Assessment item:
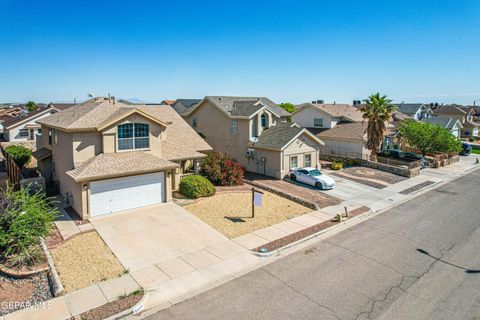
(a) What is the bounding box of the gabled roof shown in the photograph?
[463,120,480,128]
[66,152,179,182]
[293,103,364,122]
[171,99,202,115]
[392,103,427,115]
[250,122,324,150]
[37,97,212,162]
[185,96,290,118]
[433,105,468,116]
[2,104,74,129]
[421,117,463,130]
[316,122,368,142]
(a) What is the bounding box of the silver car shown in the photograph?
[289,167,336,190]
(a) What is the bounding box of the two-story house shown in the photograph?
[34,97,212,218]
[291,103,364,134]
[430,105,478,137]
[181,96,324,179]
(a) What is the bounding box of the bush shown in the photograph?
[0,187,59,268]
[202,152,244,186]
[5,145,32,168]
[179,175,216,199]
[469,137,475,142]
[331,161,343,170]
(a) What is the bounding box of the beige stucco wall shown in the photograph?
[319,138,370,159]
[291,107,334,128]
[282,135,321,177]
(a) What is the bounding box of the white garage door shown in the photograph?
[90,172,164,217]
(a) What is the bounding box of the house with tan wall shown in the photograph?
[181,96,324,179]
[34,97,212,219]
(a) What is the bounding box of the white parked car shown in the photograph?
[289,167,336,190]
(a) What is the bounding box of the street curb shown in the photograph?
[104,292,149,320]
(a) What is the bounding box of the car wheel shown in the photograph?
[315,182,323,190]
[290,174,296,182]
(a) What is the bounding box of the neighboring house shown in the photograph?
[171,99,202,116]
[393,103,433,120]
[181,96,324,179]
[431,105,479,137]
[34,97,212,219]
[291,103,364,133]
[160,100,176,106]
[421,117,463,138]
[1,104,73,143]
[316,122,371,159]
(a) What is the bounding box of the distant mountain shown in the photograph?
[121,97,150,104]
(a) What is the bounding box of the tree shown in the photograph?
[202,152,244,186]
[279,103,295,122]
[5,145,32,168]
[398,120,462,156]
[359,93,397,161]
[25,101,37,112]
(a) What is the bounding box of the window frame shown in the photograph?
[231,120,238,135]
[192,118,198,128]
[313,118,324,128]
[290,156,298,169]
[117,123,150,151]
[304,154,312,167]
[261,114,267,128]
[18,129,29,138]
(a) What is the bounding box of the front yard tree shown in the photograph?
[398,120,462,156]
[359,93,397,161]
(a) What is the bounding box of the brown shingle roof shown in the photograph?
[317,122,368,142]
[67,152,179,182]
[295,103,364,122]
[433,105,467,116]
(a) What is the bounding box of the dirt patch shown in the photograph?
[0,273,52,316]
[330,166,406,189]
[50,231,125,292]
[253,206,370,252]
[184,191,312,238]
[79,290,144,320]
[44,225,64,249]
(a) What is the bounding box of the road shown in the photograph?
[147,169,480,320]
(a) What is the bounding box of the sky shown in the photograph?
[0,0,479,105]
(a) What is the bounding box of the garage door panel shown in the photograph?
[90,172,164,217]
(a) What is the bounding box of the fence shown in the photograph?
[1,146,22,191]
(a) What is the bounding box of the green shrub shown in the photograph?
[0,187,59,268]
[5,145,32,168]
[179,175,216,199]
[202,152,244,186]
[469,137,475,142]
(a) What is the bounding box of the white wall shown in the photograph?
[4,110,57,142]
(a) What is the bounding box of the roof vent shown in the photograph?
[316,100,324,104]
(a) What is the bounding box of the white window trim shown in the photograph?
[313,118,324,128]
[116,123,151,152]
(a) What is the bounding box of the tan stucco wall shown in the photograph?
[319,138,370,159]
[292,107,334,129]
[73,132,102,163]
[282,135,321,177]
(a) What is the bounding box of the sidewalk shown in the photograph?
[4,155,479,320]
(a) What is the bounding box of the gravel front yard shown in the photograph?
[183,191,312,238]
[50,231,125,293]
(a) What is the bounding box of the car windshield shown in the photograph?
[309,169,322,176]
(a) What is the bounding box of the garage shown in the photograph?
[90,172,165,216]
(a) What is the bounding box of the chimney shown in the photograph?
[112,96,116,105]
[108,93,111,103]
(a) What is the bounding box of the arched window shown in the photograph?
[118,123,150,150]
[261,114,267,128]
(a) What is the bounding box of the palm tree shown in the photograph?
[359,93,397,161]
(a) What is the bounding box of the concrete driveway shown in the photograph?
[90,203,248,288]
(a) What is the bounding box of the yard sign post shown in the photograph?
[251,187,264,218]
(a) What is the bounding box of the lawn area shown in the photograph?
[183,191,312,238]
[471,149,480,154]
[50,231,125,292]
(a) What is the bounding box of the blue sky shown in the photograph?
[1,0,479,105]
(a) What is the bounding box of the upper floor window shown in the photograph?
[48,129,52,145]
[231,120,238,134]
[18,129,29,138]
[313,118,323,127]
[192,118,198,128]
[118,123,149,151]
[261,114,267,128]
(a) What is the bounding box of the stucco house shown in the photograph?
[421,117,463,138]
[316,122,370,159]
[291,103,364,134]
[181,96,324,179]
[171,99,202,116]
[394,103,433,120]
[431,105,479,137]
[2,104,73,143]
[34,97,212,218]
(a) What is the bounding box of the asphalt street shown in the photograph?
[147,169,480,320]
